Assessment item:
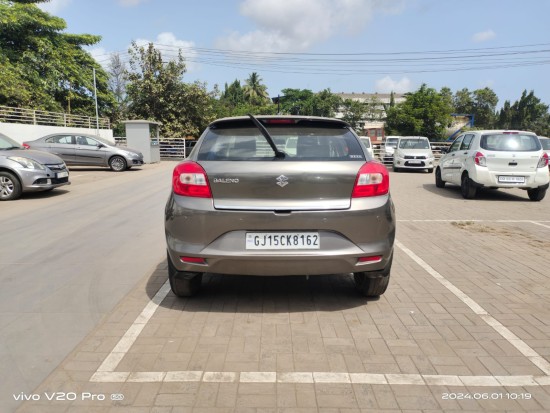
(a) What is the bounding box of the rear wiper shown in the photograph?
[247,114,285,159]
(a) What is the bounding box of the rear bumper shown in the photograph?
[469,165,550,188]
[165,194,396,276]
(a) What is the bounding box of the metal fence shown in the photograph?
[0,105,110,129]
[116,139,452,163]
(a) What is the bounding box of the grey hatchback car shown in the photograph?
[165,115,396,297]
[23,133,143,171]
[0,133,70,200]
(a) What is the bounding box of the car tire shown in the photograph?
[461,173,477,199]
[427,168,433,173]
[435,168,445,188]
[353,256,392,297]
[0,171,22,201]
[109,156,127,172]
[167,253,202,297]
[527,187,547,201]
[393,166,399,172]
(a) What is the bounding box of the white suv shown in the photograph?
[436,130,549,201]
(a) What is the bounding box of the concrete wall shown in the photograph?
[0,122,114,144]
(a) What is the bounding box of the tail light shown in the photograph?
[352,162,389,197]
[172,161,212,198]
[537,152,549,168]
[22,143,30,149]
[474,152,486,167]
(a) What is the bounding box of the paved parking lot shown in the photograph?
[12,166,550,412]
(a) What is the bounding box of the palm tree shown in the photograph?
[243,72,269,106]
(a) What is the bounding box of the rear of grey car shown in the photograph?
[165,116,396,297]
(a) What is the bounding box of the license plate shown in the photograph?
[57,171,69,178]
[408,161,422,165]
[498,175,524,183]
[246,232,320,250]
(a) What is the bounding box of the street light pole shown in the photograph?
[93,67,99,136]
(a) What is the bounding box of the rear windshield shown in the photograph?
[197,126,365,161]
[480,134,541,152]
[540,139,550,150]
[398,138,430,149]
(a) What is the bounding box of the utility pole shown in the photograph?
[93,67,99,136]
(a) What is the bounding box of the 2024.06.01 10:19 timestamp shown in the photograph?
[442,393,531,400]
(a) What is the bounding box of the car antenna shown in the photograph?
[247,114,285,159]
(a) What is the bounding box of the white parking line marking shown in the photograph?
[530,221,550,229]
[89,371,550,386]
[90,239,550,386]
[94,281,171,374]
[396,239,550,376]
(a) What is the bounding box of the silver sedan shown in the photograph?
[23,133,143,172]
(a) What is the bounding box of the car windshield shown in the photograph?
[197,124,365,161]
[385,138,398,148]
[480,134,541,152]
[399,138,430,149]
[540,139,550,150]
[0,134,22,150]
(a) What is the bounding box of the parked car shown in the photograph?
[539,136,550,169]
[0,133,70,200]
[23,133,144,171]
[360,136,374,158]
[436,130,549,201]
[382,136,400,164]
[165,115,396,297]
[393,136,435,173]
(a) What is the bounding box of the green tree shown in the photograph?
[279,88,315,115]
[278,88,341,117]
[385,84,452,140]
[125,42,214,138]
[341,99,366,130]
[472,87,498,128]
[243,72,269,106]
[453,88,473,115]
[311,89,342,117]
[0,0,113,115]
[108,53,129,136]
[498,90,550,136]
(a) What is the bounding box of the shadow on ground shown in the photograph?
[145,260,377,314]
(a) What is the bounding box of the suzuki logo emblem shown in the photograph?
[276,175,289,187]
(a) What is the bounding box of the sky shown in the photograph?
[39,0,550,109]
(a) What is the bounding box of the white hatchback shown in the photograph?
[436,130,549,201]
[393,136,435,173]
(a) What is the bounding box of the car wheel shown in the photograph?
[0,171,22,201]
[527,187,547,201]
[461,173,477,199]
[167,253,202,297]
[109,156,127,172]
[435,168,445,188]
[427,168,433,173]
[393,166,399,172]
[353,256,392,297]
